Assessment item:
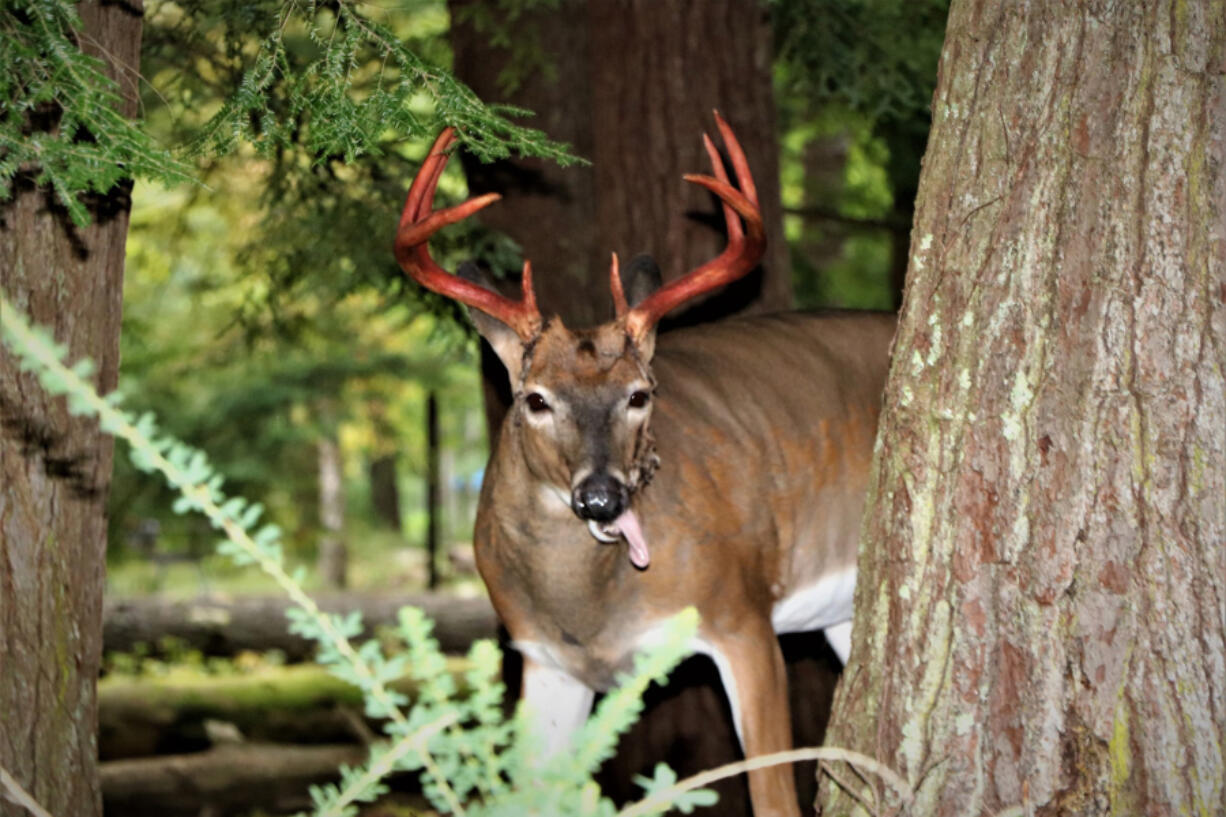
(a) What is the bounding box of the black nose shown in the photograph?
[572,474,627,522]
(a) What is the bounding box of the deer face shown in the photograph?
[459,257,663,534]
[517,319,657,523]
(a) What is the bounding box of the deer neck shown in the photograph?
[482,425,639,624]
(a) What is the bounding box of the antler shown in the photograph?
[394,128,542,340]
[619,111,765,341]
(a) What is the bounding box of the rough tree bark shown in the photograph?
[819,2,1225,816]
[0,4,142,817]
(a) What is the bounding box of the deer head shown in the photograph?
[394,114,764,568]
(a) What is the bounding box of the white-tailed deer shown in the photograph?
[394,115,894,817]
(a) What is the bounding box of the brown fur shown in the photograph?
[474,309,895,817]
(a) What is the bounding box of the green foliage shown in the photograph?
[1,289,718,816]
[0,0,193,225]
[778,109,896,310]
[74,0,566,570]
[110,156,497,560]
[1,0,582,230]
[103,7,532,558]
[771,0,949,128]
[159,0,579,167]
[770,0,948,310]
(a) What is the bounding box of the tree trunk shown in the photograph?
[368,453,403,531]
[0,4,142,816]
[426,391,440,589]
[450,0,791,431]
[450,0,789,324]
[316,434,347,588]
[818,2,1226,816]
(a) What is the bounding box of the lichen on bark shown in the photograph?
[817,2,1226,816]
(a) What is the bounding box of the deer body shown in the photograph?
[472,311,892,815]
[394,117,895,817]
[477,311,892,686]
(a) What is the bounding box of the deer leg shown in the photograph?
[699,626,801,817]
[824,620,852,664]
[521,656,595,761]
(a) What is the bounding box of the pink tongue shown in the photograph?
[615,509,650,569]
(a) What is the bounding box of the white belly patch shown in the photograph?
[770,567,857,635]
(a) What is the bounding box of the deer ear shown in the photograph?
[458,262,529,382]
[620,254,661,362]
[620,254,663,308]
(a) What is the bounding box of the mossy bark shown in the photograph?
[0,4,142,816]
[818,2,1226,816]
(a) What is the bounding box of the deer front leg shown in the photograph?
[698,624,801,817]
[520,655,596,761]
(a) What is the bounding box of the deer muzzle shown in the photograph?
[571,473,627,522]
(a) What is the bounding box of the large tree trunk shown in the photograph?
[450,0,789,325]
[0,4,142,817]
[819,2,1225,815]
[450,0,791,434]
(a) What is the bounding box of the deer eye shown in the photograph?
[628,390,650,409]
[525,392,551,413]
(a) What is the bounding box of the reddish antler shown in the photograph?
[394,128,542,340]
[620,112,765,340]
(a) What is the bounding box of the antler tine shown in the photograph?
[712,110,758,206]
[394,128,542,340]
[623,112,765,341]
[401,128,454,226]
[702,131,741,246]
[610,252,629,317]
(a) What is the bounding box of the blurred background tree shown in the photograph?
[772,0,949,308]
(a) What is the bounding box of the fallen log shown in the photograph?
[99,659,474,761]
[100,742,368,817]
[103,591,497,659]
